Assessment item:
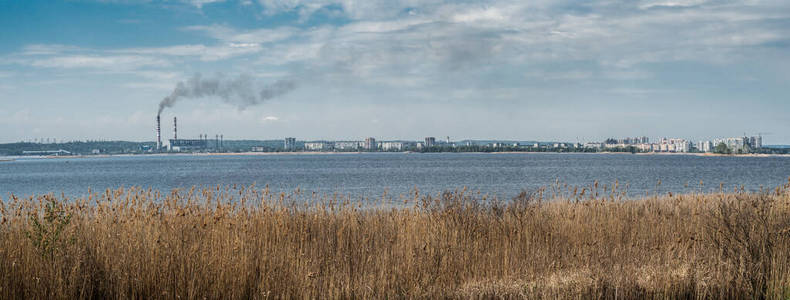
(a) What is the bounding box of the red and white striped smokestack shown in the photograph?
[173,116,177,140]
[156,115,161,150]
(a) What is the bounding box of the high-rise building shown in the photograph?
[749,136,762,149]
[284,137,296,150]
[365,137,377,150]
[713,137,747,152]
[696,141,713,153]
[425,137,436,148]
[656,138,691,152]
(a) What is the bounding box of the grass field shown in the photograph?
[2,181,790,299]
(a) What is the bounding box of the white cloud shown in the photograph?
[3,0,789,101]
[121,82,175,91]
[134,70,183,81]
[608,87,675,97]
[639,0,708,9]
[451,7,507,23]
[184,25,297,44]
[603,69,653,80]
[237,1,788,83]
[114,43,263,61]
[21,44,83,55]
[29,55,170,70]
[524,70,593,80]
[340,18,432,34]
[10,0,786,82]
[183,0,225,8]
[260,115,279,122]
[117,44,209,56]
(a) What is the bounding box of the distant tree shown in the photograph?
[604,138,618,145]
[714,142,731,154]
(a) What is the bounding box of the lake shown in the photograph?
[1,153,789,199]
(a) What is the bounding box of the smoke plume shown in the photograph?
[157,73,297,115]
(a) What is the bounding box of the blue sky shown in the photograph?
[1,0,789,143]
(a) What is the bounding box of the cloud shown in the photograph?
[28,55,170,70]
[115,43,263,61]
[21,44,83,55]
[183,25,297,44]
[186,0,225,8]
[451,7,507,23]
[639,0,708,9]
[260,115,279,122]
[608,87,675,97]
[13,0,790,79]
[134,70,183,81]
[3,0,790,97]
[121,82,176,91]
[219,0,785,86]
[524,70,593,80]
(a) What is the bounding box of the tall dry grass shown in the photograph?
[1,181,790,299]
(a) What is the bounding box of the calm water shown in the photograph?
[1,153,789,199]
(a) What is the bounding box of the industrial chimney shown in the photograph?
[173,116,177,140]
[156,115,161,150]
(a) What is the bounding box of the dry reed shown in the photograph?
[2,180,790,299]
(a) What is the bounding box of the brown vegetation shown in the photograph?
[2,181,790,299]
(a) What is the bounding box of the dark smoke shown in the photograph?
[157,73,297,115]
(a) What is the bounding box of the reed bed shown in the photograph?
[1,181,790,299]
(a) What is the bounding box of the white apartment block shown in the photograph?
[584,143,603,149]
[750,136,763,148]
[696,141,713,153]
[304,142,331,151]
[380,141,405,151]
[334,141,363,150]
[636,143,654,152]
[713,137,747,152]
[655,138,691,153]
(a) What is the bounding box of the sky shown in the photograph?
[0,0,789,144]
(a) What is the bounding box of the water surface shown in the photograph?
[1,153,789,199]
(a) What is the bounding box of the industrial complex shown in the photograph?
[0,116,780,156]
[156,115,223,152]
[149,115,773,154]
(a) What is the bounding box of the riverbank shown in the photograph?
[2,186,789,298]
[7,150,790,160]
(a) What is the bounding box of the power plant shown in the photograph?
[156,114,220,152]
[152,73,297,153]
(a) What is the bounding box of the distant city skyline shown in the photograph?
[1,0,789,143]
[9,133,781,146]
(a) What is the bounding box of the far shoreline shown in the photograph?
[4,150,790,160]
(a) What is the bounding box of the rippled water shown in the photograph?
[1,153,789,199]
